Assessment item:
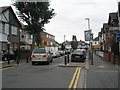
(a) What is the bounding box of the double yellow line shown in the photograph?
[68,67,81,89]
[0,66,15,70]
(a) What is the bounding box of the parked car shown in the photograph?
[2,50,16,61]
[58,50,64,56]
[71,49,86,62]
[31,48,53,65]
[50,51,60,58]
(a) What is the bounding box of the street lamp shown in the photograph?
[85,18,91,30]
[85,18,92,47]
[85,18,93,65]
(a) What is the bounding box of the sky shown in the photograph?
[0,0,119,43]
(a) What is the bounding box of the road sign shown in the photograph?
[84,30,91,41]
[116,31,120,42]
[90,33,93,40]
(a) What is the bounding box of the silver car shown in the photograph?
[31,48,53,65]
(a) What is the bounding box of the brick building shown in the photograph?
[99,12,119,64]
[40,32,55,47]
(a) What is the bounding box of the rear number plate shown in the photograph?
[75,56,80,58]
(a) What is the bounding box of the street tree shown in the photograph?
[13,2,55,50]
[71,35,78,50]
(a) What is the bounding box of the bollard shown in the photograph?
[89,50,93,65]
[8,59,10,64]
[17,59,19,65]
[26,58,28,63]
[16,56,19,65]
[64,55,67,65]
[67,54,69,63]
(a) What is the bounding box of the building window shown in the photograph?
[2,22,5,33]
[11,26,18,35]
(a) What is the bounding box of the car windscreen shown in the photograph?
[33,49,46,54]
[72,50,83,55]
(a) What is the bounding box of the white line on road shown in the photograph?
[84,69,87,88]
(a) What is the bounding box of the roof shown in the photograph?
[103,23,111,28]
[0,6,21,27]
[109,12,118,19]
[0,6,10,13]
[108,12,118,25]
[93,37,99,41]
[40,31,55,37]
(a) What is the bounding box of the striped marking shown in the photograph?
[68,67,82,89]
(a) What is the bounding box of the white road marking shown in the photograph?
[84,70,87,88]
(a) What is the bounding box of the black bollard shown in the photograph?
[8,59,10,64]
[26,57,28,63]
[17,59,19,65]
[89,50,93,65]
[64,55,67,65]
[67,54,69,63]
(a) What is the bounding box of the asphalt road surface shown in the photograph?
[2,56,77,88]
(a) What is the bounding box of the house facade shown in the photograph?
[40,32,55,47]
[92,37,100,50]
[0,6,21,51]
[20,24,32,50]
[99,12,119,64]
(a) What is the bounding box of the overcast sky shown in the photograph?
[0,0,119,43]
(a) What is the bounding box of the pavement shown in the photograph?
[0,58,31,69]
[58,54,89,69]
[78,53,119,89]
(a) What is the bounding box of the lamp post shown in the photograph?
[85,18,93,65]
[85,18,91,30]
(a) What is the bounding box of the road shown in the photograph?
[1,53,119,89]
[2,56,77,88]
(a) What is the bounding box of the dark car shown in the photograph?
[71,49,86,62]
[2,50,16,61]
